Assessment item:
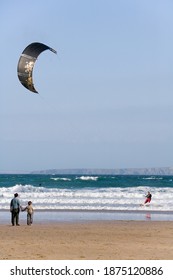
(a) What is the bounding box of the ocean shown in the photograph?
[1,173,173,212]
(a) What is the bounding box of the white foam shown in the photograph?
[76,176,98,181]
[51,177,71,181]
[1,184,173,211]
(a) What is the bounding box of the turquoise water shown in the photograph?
[1,174,173,211]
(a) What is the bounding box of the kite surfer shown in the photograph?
[144,191,152,204]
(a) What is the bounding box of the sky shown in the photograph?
[1,0,173,172]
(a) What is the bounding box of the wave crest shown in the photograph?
[76,176,98,181]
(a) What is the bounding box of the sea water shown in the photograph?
[0,174,173,212]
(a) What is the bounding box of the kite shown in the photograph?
[17,42,57,93]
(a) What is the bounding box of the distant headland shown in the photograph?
[1,167,173,175]
[30,167,173,176]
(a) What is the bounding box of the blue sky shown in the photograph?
[1,0,173,172]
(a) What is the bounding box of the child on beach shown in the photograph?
[22,201,34,225]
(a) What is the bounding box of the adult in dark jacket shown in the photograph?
[10,193,21,226]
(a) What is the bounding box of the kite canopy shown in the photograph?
[17,42,57,93]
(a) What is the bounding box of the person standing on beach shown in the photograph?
[10,193,21,226]
[22,201,34,225]
[144,191,152,204]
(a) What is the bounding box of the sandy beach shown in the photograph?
[0,220,173,260]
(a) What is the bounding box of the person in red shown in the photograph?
[144,191,152,204]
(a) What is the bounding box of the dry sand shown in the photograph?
[0,221,173,260]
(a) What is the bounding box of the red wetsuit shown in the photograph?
[144,193,152,204]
